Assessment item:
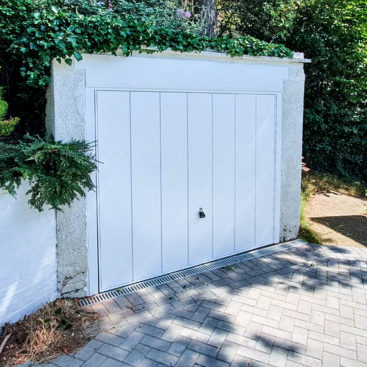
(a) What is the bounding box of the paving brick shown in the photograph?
[323,343,357,360]
[231,354,269,367]
[322,351,340,367]
[195,354,230,367]
[103,300,122,314]
[291,326,308,344]
[140,335,171,351]
[119,331,144,351]
[175,349,199,367]
[262,325,291,340]
[357,343,367,363]
[236,345,269,364]
[73,340,103,361]
[340,331,356,351]
[167,341,188,357]
[81,353,107,367]
[287,351,321,367]
[191,306,211,323]
[53,355,83,367]
[340,357,367,367]
[216,340,238,363]
[305,338,322,359]
[99,357,128,367]
[188,339,218,357]
[180,327,210,343]
[200,316,219,333]
[123,349,147,365]
[96,333,125,347]
[98,344,129,361]
[207,328,227,347]
[146,348,178,366]
[269,346,288,367]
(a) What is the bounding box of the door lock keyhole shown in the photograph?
[199,208,206,219]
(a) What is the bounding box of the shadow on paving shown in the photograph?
[62,242,366,367]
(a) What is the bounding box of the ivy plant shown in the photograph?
[0,0,293,211]
[1,0,293,88]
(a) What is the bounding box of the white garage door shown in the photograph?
[95,90,279,292]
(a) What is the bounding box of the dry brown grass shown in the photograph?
[0,298,99,367]
[302,172,367,199]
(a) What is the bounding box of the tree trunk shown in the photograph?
[195,0,217,37]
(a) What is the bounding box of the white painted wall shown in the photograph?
[0,184,57,326]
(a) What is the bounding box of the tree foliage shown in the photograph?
[1,0,292,88]
[0,87,19,136]
[218,0,367,179]
[0,0,292,138]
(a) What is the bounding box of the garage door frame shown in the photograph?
[85,87,283,295]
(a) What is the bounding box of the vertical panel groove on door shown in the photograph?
[97,91,132,291]
[233,95,237,254]
[159,92,163,274]
[186,93,190,266]
[161,93,188,273]
[128,92,134,283]
[255,94,276,247]
[131,92,161,281]
[188,93,213,265]
[213,94,236,258]
[211,94,214,260]
[235,94,256,252]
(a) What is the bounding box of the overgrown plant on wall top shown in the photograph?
[1,0,293,88]
[0,0,293,211]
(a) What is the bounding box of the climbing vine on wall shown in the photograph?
[0,0,292,211]
[1,0,293,89]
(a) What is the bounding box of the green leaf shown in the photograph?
[73,52,82,61]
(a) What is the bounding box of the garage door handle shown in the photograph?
[199,208,206,219]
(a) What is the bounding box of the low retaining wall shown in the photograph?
[0,184,58,326]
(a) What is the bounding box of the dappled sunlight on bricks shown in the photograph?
[33,242,367,367]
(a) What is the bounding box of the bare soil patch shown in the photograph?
[0,299,99,367]
[306,191,367,247]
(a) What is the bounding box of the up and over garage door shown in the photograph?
[83,53,282,293]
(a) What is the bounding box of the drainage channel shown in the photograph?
[79,239,305,307]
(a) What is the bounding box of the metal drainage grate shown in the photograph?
[79,239,306,307]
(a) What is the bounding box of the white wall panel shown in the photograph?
[161,93,188,273]
[0,184,57,326]
[131,92,162,281]
[213,94,235,258]
[255,95,275,247]
[78,54,289,93]
[235,94,256,251]
[188,93,213,264]
[97,91,132,291]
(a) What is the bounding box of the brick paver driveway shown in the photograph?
[46,241,367,367]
